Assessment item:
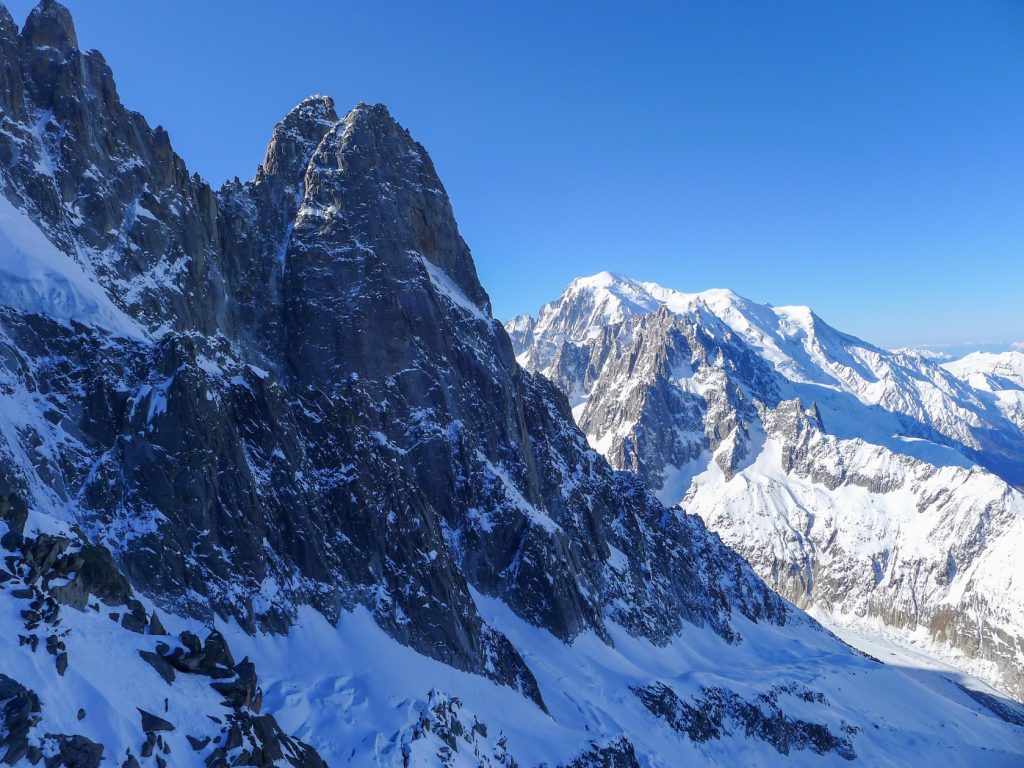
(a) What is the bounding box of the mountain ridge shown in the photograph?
[1,3,1023,765]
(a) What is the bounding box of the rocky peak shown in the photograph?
[505,313,535,353]
[256,94,339,187]
[0,0,234,336]
[0,8,25,121]
[286,99,492,338]
[19,0,77,55]
[0,5,16,43]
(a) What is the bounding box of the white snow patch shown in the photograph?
[419,253,489,323]
[0,192,145,338]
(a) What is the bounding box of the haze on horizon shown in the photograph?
[6,0,1022,349]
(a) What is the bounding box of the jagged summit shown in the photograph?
[295,92,336,112]
[516,273,910,393]
[255,97,428,192]
[20,0,78,53]
[256,94,339,182]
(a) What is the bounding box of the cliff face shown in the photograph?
[1,4,1024,766]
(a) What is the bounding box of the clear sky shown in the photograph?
[6,1,1023,348]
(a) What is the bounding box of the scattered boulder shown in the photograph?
[0,493,327,768]
[161,630,235,678]
[148,612,167,636]
[211,658,258,710]
[48,545,133,611]
[137,709,175,734]
[203,713,327,768]
[138,651,175,685]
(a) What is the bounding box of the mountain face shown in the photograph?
[1,3,1023,766]
[509,272,1024,704]
[943,351,1024,434]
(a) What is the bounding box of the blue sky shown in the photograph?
[7,1,1023,347]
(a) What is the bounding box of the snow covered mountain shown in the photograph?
[509,272,1024,703]
[1,3,1023,765]
[943,351,1024,433]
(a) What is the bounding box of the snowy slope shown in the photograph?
[944,351,1024,432]
[0,191,144,338]
[223,593,1024,767]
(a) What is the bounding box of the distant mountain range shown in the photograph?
[894,342,1024,361]
[510,271,1024,701]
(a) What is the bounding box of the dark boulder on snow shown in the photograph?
[137,709,174,734]
[39,733,103,768]
[210,658,258,710]
[138,651,176,685]
[0,674,41,765]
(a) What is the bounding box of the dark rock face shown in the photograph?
[0,1,227,335]
[218,94,338,361]
[281,100,492,386]
[563,737,641,768]
[0,674,41,765]
[633,682,858,760]
[0,0,791,712]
